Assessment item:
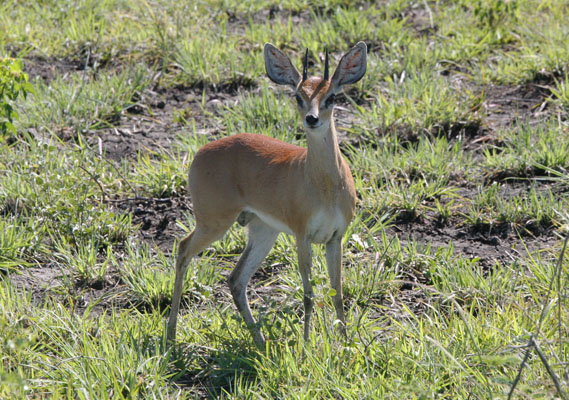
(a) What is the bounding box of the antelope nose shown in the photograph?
[305,114,319,126]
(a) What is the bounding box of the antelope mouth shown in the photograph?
[304,120,323,130]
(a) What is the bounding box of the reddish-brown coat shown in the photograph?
[188,132,355,239]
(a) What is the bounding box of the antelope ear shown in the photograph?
[264,43,301,88]
[330,41,367,89]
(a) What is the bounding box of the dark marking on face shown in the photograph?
[297,77,331,101]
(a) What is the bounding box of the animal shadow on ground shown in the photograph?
[167,339,263,398]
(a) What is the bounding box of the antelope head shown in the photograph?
[264,42,367,132]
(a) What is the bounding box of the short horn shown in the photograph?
[303,48,308,81]
[324,47,329,81]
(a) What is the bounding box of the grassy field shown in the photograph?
[1,0,569,398]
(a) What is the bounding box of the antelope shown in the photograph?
[167,42,367,348]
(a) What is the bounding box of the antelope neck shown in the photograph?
[304,118,343,187]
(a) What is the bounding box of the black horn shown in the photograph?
[324,47,329,80]
[303,48,308,81]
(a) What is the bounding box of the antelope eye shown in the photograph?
[295,93,304,107]
[324,93,335,108]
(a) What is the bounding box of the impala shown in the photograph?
[167,42,367,347]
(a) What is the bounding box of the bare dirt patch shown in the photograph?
[22,56,251,159]
[401,2,437,36]
[111,196,192,254]
[8,263,64,305]
[82,81,261,159]
[390,214,558,270]
[8,262,124,316]
[23,56,86,83]
[390,181,562,270]
[22,50,129,83]
[66,84,213,160]
[483,83,552,132]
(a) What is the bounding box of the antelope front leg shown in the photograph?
[325,233,346,336]
[297,239,314,342]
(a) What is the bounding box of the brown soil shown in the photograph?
[483,82,552,131]
[390,212,558,270]
[111,196,192,253]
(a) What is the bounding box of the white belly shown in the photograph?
[307,208,346,244]
[244,206,294,235]
[243,206,346,244]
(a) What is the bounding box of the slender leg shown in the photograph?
[229,216,279,348]
[297,238,313,342]
[167,222,233,343]
[325,233,346,336]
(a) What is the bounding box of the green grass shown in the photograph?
[484,120,569,178]
[219,83,302,140]
[350,69,483,143]
[0,137,134,266]
[466,183,565,232]
[346,136,469,223]
[1,0,569,398]
[19,65,152,134]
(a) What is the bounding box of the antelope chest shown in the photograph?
[307,207,346,244]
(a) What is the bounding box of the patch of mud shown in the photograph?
[87,117,186,161]
[401,2,437,36]
[365,80,555,150]
[483,83,551,132]
[389,212,559,270]
[8,263,64,305]
[8,263,124,316]
[254,7,308,22]
[23,56,85,83]
[23,52,125,84]
[110,196,192,254]
[85,81,260,159]
[23,56,257,159]
[80,85,223,160]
